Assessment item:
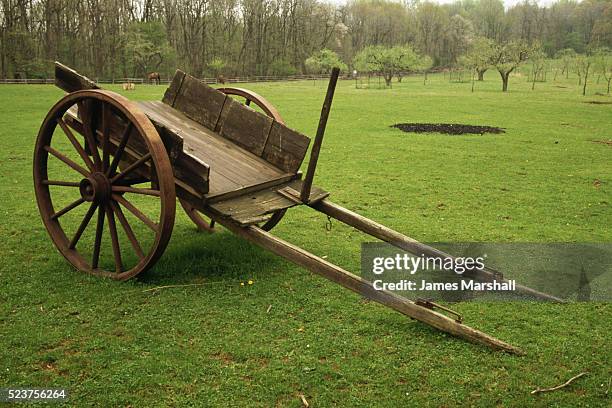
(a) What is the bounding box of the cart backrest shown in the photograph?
[162,70,310,173]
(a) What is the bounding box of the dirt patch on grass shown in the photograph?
[391,123,505,135]
[211,351,234,365]
[585,101,612,105]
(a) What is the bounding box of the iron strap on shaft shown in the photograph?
[301,67,341,203]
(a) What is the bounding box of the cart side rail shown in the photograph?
[55,62,99,92]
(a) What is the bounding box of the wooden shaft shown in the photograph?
[214,219,523,354]
[301,67,340,202]
[312,199,564,303]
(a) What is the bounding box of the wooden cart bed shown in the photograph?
[137,100,295,198]
[56,64,327,225]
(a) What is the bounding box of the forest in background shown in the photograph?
[1,0,611,79]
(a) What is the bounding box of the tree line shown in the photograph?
[1,0,611,80]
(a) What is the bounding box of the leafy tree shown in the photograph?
[125,21,171,78]
[269,59,297,76]
[460,36,495,83]
[305,49,347,74]
[353,49,377,76]
[446,14,475,64]
[352,45,418,86]
[208,58,226,77]
[472,0,506,41]
[491,41,530,92]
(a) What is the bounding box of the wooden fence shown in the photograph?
[0,73,337,85]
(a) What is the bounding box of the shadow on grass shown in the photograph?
[138,225,283,285]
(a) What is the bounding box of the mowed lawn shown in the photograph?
[0,71,610,406]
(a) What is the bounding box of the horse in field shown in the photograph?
[148,72,161,85]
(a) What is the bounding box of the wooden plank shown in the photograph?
[55,62,99,93]
[137,101,286,197]
[137,102,209,194]
[173,73,227,130]
[217,97,273,156]
[312,199,564,303]
[206,173,297,204]
[262,121,310,173]
[162,70,186,106]
[194,214,524,355]
[301,67,339,202]
[209,179,328,225]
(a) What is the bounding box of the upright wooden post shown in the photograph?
[301,67,340,202]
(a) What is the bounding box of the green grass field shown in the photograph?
[0,71,610,406]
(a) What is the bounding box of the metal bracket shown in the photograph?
[415,298,463,324]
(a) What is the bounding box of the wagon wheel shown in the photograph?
[34,89,176,280]
[179,87,287,232]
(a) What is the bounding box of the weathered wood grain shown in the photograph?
[172,73,227,130]
[55,62,99,93]
[206,173,297,204]
[262,121,310,173]
[137,100,285,197]
[217,97,273,156]
[209,179,328,225]
[65,107,210,197]
[162,70,186,107]
[302,67,339,202]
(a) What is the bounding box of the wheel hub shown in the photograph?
[79,172,111,203]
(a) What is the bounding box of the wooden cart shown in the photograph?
[34,63,558,354]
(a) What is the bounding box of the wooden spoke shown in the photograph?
[92,205,105,269]
[245,99,251,106]
[111,152,151,184]
[111,186,160,196]
[106,122,133,177]
[114,175,149,186]
[35,88,175,280]
[78,101,102,170]
[69,202,98,249]
[57,118,95,171]
[110,201,144,259]
[43,180,80,187]
[44,145,90,177]
[101,103,111,172]
[105,204,123,273]
[112,194,158,232]
[51,197,85,220]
